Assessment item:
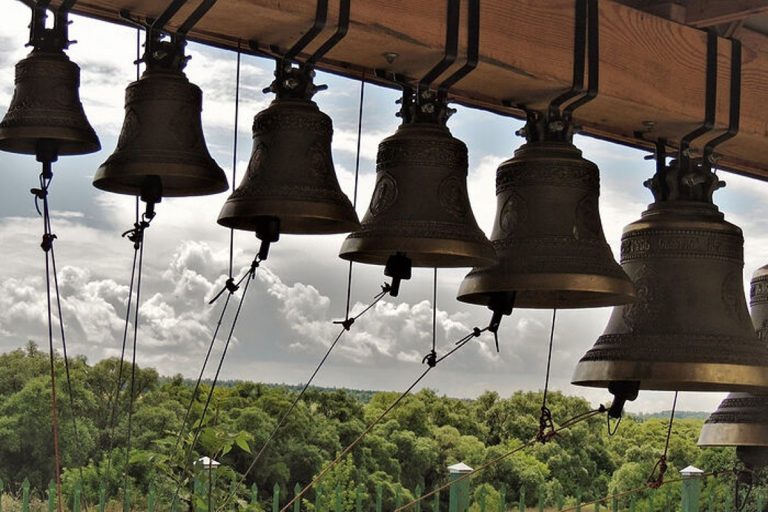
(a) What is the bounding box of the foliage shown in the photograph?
[0,345,757,510]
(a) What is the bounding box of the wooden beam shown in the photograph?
[686,0,768,27]
[44,0,768,180]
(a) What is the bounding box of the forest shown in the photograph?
[0,342,759,511]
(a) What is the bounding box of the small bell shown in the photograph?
[457,112,635,310]
[93,32,227,198]
[572,158,768,414]
[339,89,494,269]
[0,5,99,156]
[699,265,768,450]
[217,62,359,236]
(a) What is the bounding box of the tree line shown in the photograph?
[0,342,758,510]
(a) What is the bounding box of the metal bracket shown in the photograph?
[679,29,719,167]
[419,0,461,88]
[178,0,219,36]
[546,0,599,120]
[704,38,741,169]
[438,0,480,97]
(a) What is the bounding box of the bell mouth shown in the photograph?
[339,236,496,268]
[457,272,636,309]
[93,163,229,197]
[218,198,360,235]
[571,360,768,393]
[0,130,100,156]
[698,423,768,447]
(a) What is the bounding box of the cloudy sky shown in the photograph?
[3,0,768,414]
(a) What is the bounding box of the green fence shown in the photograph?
[0,476,762,512]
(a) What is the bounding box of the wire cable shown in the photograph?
[280,323,490,512]
[647,391,678,489]
[537,308,558,443]
[35,167,64,512]
[344,77,365,319]
[171,258,260,511]
[228,42,241,279]
[394,407,607,512]
[216,285,391,512]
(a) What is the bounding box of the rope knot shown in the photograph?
[380,282,392,294]
[472,327,482,337]
[647,455,668,489]
[422,349,437,368]
[536,406,558,444]
[40,233,57,252]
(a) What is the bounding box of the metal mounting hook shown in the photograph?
[419,0,461,89]
[704,38,741,170]
[438,0,480,98]
[548,0,599,120]
[679,29,719,167]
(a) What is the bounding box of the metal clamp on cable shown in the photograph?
[422,349,437,368]
[536,406,558,444]
[333,317,355,331]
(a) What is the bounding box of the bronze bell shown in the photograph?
[698,265,768,450]
[218,62,358,235]
[93,33,227,198]
[338,89,494,268]
[0,6,99,156]
[572,158,768,412]
[457,112,635,309]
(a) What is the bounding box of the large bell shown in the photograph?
[217,62,359,235]
[457,113,635,309]
[572,158,768,404]
[0,7,99,156]
[699,265,768,449]
[338,89,494,268]
[93,34,227,197]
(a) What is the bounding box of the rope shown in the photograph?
[559,470,725,512]
[344,77,365,319]
[122,209,150,512]
[228,42,241,279]
[537,308,557,444]
[280,324,490,512]
[394,408,607,512]
[170,257,260,511]
[647,391,678,489]
[34,167,64,512]
[105,198,139,478]
[215,285,390,512]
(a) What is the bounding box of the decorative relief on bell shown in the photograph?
[369,173,398,217]
[217,61,359,235]
[339,88,493,268]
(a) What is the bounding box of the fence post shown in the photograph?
[594,500,599,512]
[575,492,581,512]
[73,481,81,512]
[538,488,544,512]
[315,485,324,512]
[757,491,765,512]
[499,485,507,512]
[611,495,618,512]
[356,484,364,512]
[376,484,383,512]
[433,487,440,512]
[478,486,486,512]
[0,477,3,512]
[415,485,423,512]
[294,483,302,512]
[48,480,56,512]
[519,487,525,512]
[251,483,259,506]
[273,483,281,512]
[123,480,131,512]
[22,479,30,512]
[396,487,403,510]
[629,495,636,512]
[335,485,343,512]
[681,467,704,512]
[148,482,156,512]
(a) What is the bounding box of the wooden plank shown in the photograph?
[43,0,768,179]
[686,0,768,27]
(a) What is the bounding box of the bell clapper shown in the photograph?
[606,381,640,420]
[254,216,280,262]
[383,252,412,297]
[487,292,515,353]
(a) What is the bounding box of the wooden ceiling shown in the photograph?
[42,0,768,180]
